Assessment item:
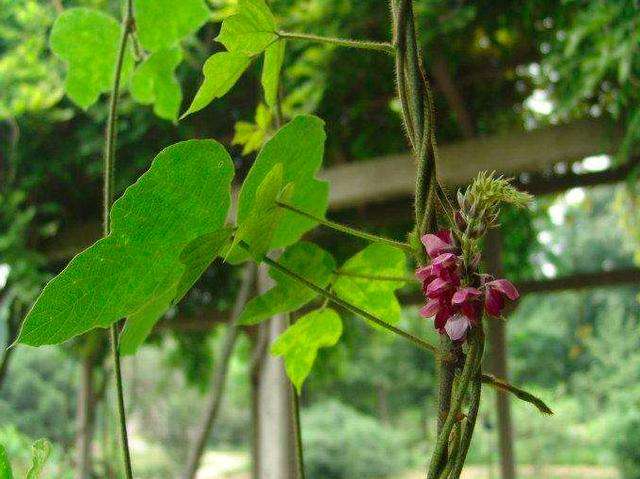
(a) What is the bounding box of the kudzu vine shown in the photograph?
[13,0,552,478]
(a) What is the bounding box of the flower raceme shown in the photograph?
[416,230,519,341]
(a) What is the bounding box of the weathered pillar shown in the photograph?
[253,263,296,479]
[485,228,516,479]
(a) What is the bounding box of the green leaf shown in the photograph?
[232,103,272,155]
[333,244,407,325]
[216,0,278,56]
[230,164,291,260]
[134,0,210,52]
[50,8,134,109]
[0,444,13,479]
[182,52,252,118]
[272,307,342,394]
[238,241,335,325]
[26,439,51,479]
[237,115,328,250]
[119,228,231,355]
[17,140,234,347]
[262,40,285,107]
[130,46,183,121]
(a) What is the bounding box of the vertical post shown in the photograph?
[76,354,96,479]
[254,263,296,479]
[485,228,516,479]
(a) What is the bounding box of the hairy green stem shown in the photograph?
[103,1,134,477]
[481,373,553,415]
[437,421,461,479]
[276,201,414,253]
[239,242,439,355]
[449,374,482,479]
[427,330,481,479]
[277,31,395,54]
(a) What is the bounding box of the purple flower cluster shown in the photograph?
[416,230,519,342]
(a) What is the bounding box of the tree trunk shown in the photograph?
[253,263,296,479]
[485,229,516,479]
[181,264,256,479]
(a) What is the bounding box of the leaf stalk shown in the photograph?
[276,201,414,253]
[276,31,395,54]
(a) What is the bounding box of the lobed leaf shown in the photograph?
[216,0,278,56]
[50,8,134,109]
[234,115,328,259]
[272,307,342,394]
[17,141,234,347]
[182,52,252,118]
[130,46,183,121]
[119,228,232,354]
[134,0,210,52]
[333,244,407,325]
[238,241,335,325]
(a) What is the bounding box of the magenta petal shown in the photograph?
[485,288,504,316]
[421,233,454,258]
[451,287,482,305]
[488,279,519,301]
[426,277,451,298]
[444,313,471,341]
[432,252,456,267]
[420,299,440,318]
[415,265,434,281]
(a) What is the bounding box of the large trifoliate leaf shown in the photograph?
[182,52,252,118]
[17,141,234,346]
[216,0,278,56]
[261,40,285,107]
[134,0,210,52]
[26,439,51,479]
[272,307,342,393]
[50,8,134,109]
[238,242,335,325]
[333,244,407,325]
[119,228,232,355]
[130,46,183,121]
[238,115,328,249]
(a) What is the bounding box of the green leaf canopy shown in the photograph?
[333,244,408,325]
[272,307,343,394]
[134,0,210,52]
[50,8,134,109]
[238,241,336,325]
[16,140,234,347]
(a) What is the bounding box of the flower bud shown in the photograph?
[454,210,467,231]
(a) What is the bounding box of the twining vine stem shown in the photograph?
[277,31,395,54]
[103,1,135,477]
